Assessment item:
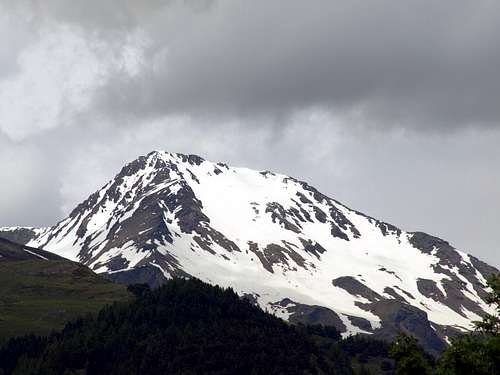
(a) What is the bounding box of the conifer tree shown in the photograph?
[389,333,432,375]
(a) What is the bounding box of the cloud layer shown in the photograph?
[3,0,500,137]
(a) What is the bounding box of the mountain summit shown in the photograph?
[4,151,497,353]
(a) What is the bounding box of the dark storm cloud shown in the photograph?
[85,0,500,130]
[3,0,500,130]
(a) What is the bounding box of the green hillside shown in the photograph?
[0,238,130,339]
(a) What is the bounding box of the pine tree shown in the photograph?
[389,333,432,375]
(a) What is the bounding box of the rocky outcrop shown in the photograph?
[271,298,347,333]
[333,276,383,302]
[105,265,169,289]
[363,299,447,356]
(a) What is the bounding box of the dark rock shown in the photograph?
[178,153,205,166]
[265,202,301,233]
[332,276,382,302]
[417,279,446,303]
[299,238,327,259]
[384,287,409,302]
[274,299,347,333]
[105,265,169,289]
[363,299,447,356]
[248,242,308,273]
[347,315,374,332]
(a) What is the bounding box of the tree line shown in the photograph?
[0,274,498,374]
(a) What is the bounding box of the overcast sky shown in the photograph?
[0,0,499,267]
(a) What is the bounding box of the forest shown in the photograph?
[0,275,498,375]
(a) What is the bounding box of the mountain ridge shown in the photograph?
[1,150,497,353]
[0,237,63,262]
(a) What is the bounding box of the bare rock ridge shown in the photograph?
[1,151,497,354]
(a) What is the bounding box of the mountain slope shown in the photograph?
[16,151,498,352]
[0,238,130,338]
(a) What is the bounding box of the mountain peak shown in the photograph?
[146,150,206,166]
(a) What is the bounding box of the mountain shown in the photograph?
[2,151,497,353]
[0,237,130,338]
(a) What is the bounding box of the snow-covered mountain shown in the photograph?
[2,151,497,353]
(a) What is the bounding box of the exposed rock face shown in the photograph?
[361,299,447,356]
[271,298,347,333]
[417,278,446,303]
[10,150,497,353]
[333,276,383,302]
[105,265,169,289]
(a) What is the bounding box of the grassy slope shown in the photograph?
[0,259,130,338]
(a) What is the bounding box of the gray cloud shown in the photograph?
[3,0,500,131]
[0,134,61,227]
[90,0,500,129]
